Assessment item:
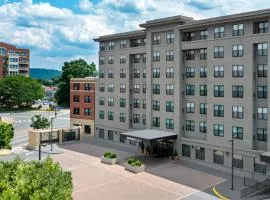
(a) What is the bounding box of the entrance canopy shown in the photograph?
[121,129,178,141]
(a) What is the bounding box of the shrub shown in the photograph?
[0,122,14,149]
[127,158,143,167]
[103,151,117,159]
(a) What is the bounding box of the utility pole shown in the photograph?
[50,117,54,151]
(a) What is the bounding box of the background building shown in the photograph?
[0,42,30,79]
[94,9,270,179]
[70,77,96,136]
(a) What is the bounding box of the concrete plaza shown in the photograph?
[52,142,224,200]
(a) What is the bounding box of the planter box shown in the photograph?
[101,156,119,165]
[124,162,145,173]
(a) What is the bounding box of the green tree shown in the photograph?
[0,122,14,149]
[0,157,73,200]
[55,59,97,106]
[30,115,50,129]
[0,76,44,109]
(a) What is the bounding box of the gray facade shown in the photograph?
[94,9,270,179]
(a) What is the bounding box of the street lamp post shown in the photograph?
[38,143,46,160]
[50,117,54,151]
[229,139,234,190]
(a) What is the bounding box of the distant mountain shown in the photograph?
[30,68,61,80]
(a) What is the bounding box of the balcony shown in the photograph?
[19,59,29,64]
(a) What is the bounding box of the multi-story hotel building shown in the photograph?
[94,9,270,179]
[70,77,96,136]
[0,42,30,79]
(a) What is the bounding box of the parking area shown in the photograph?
[52,143,224,200]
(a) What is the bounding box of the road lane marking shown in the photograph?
[212,187,230,200]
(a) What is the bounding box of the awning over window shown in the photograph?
[260,152,270,163]
[120,129,178,141]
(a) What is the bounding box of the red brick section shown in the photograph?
[70,78,96,120]
[0,42,30,79]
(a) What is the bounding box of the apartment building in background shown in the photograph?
[70,77,96,136]
[94,9,270,179]
[0,42,30,79]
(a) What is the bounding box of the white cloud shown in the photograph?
[78,0,93,12]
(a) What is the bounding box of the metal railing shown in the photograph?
[241,178,270,199]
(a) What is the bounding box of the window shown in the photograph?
[214,105,224,117]
[99,97,105,105]
[185,67,195,78]
[166,84,174,95]
[108,41,114,50]
[133,114,140,123]
[200,85,207,96]
[166,101,174,112]
[182,144,191,157]
[142,115,146,125]
[200,66,207,78]
[99,129,104,138]
[254,21,268,34]
[232,126,243,139]
[257,43,268,56]
[120,134,126,143]
[99,70,105,78]
[214,150,224,165]
[108,55,114,64]
[257,107,268,120]
[99,110,104,119]
[108,70,114,78]
[153,34,161,45]
[133,99,140,108]
[214,66,224,77]
[185,85,195,95]
[166,32,174,43]
[143,84,146,93]
[133,69,140,78]
[185,32,195,41]
[100,43,105,51]
[152,51,160,62]
[254,158,266,174]
[143,68,146,78]
[73,95,80,103]
[232,44,244,57]
[257,128,267,141]
[99,83,105,92]
[152,100,160,111]
[214,85,224,97]
[166,50,174,61]
[120,83,126,93]
[84,83,92,91]
[108,130,114,140]
[108,83,114,92]
[214,124,224,136]
[185,50,195,60]
[120,69,126,78]
[166,118,174,129]
[84,108,91,116]
[143,99,146,109]
[232,24,244,36]
[214,46,224,58]
[232,106,243,119]
[257,64,267,77]
[84,96,91,103]
[200,103,207,115]
[143,54,146,63]
[196,147,205,160]
[186,120,195,131]
[119,113,126,122]
[108,111,114,120]
[134,84,140,93]
[120,40,127,48]
[73,83,80,90]
[232,85,244,98]
[130,38,145,47]
[166,67,174,78]
[214,27,224,38]
[186,102,195,113]
[152,68,160,78]
[200,30,208,40]
[134,54,140,63]
[108,97,114,106]
[200,48,207,60]
[232,65,244,77]
[257,86,267,98]
[233,154,243,169]
[120,98,126,108]
[152,84,160,94]
[152,117,160,127]
[199,122,207,133]
[73,107,80,115]
[120,55,126,64]
[99,56,105,65]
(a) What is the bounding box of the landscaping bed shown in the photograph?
[101,152,119,165]
[124,158,145,173]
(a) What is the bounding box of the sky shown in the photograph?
[0,0,269,70]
